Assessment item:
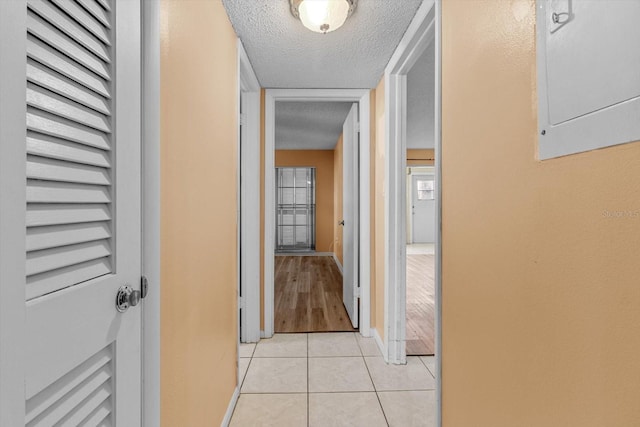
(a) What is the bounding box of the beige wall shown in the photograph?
[333,136,344,264]
[160,1,238,425]
[442,1,640,425]
[407,148,434,166]
[275,150,335,252]
[372,79,386,339]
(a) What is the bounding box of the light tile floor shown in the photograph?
[232,332,436,427]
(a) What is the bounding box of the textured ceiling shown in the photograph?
[222,0,424,88]
[407,41,435,149]
[276,102,354,150]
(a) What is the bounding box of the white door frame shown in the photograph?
[142,1,160,426]
[0,3,27,425]
[384,0,436,365]
[238,40,262,346]
[264,89,371,338]
[384,0,441,424]
[384,1,442,424]
[406,167,435,245]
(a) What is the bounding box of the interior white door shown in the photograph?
[2,1,143,425]
[411,174,436,243]
[342,104,359,328]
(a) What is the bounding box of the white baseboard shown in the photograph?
[220,386,240,427]
[314,252,334,256]
[372,328,385,359]
[332,253,343,275]
[275,251,334,257]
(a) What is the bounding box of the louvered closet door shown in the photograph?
[23,0,142,425]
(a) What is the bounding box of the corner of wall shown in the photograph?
[160,1,239,424]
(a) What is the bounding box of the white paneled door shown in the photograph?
[1,1,142,425]
[342,104,359,328]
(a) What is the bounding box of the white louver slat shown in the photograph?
[25,0,112,301]
[76,0,111,28]
[26,204,111,227]
[27,62,110,114]
[27,84,111,132]
[27,133,111,167]
[28,0,110,62]
[27,13,110,79]
[27,37,110,97]
[51,0,111,45]
[25,345,113,427]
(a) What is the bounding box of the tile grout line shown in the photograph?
[229,344,255,425]
[417,355,437,379]
[240,343,257,392]
[362,353,391,427]
[240,358,251,391]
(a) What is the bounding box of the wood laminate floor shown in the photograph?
[406,254,435,356]
[274,256,358,333]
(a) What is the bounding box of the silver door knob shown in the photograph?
[115,285,141,313]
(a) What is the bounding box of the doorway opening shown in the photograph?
[272,100,361,333]
[403,36,437,357]
[385,3,440,364]
[406,167,436,356]
[264,90,371,339]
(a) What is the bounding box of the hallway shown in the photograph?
[274,256,356,333]
[232,333,436,426]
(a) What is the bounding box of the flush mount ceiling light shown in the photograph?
[290,0,357,34]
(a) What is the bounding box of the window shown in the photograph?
[417,180,435,200]
[275,167,316,252]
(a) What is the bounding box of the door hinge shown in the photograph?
[141,276,149,299]
[355,286,361,298]
[355,121,360,133]
[239,113,246,126]
[239,296,245,310]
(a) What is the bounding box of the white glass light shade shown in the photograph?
[298,0,350,34]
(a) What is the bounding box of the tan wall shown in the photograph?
[333,136,344,264]
[407,148,434,166]
[372,78,386,339]
[275,150,335,252]
[442,1,640,425]
[160,1,238,425]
